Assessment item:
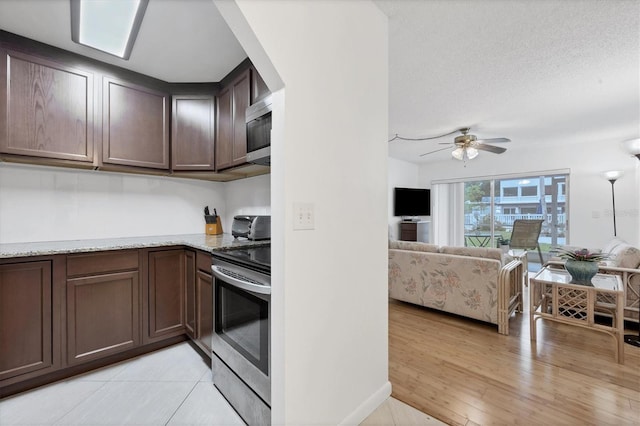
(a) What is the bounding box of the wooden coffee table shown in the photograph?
[529,266,624,363]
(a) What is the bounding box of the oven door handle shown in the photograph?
[211,265,271,295]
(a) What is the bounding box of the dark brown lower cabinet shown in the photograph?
[66,270,140,365]
[1,247,213,396]
[145,249,186,343]
[184,250,196,339]
[0,261,53,381]
[196,270,213,353]
[191,250,213,354]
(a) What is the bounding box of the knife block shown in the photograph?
[205,216,223,235]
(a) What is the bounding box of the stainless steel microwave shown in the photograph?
[245,95,272,166]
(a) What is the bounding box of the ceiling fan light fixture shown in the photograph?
[466,147,479,159]
[452,146,479,161]
[451,147,465,160]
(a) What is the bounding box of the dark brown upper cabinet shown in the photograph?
[216,68,250,170]
[0,49,95,163]
[102,76,170,170]
[171,95,215,171]
[250,66,270,104]
[0,32,268,181]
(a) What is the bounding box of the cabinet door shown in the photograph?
[147,250,185,341]
[171,95,215,171]
[196,270,213,354]
[184,250,196,339]
[215,87,233,170]
[0,261,53,381]
[231,69,250,166]
[251,66,270,104]
[102,76,169,169]
[67,271,140,365]
[0,49,94,162]
[215,68,250,171]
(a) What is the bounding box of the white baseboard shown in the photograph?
[338,380,392,425]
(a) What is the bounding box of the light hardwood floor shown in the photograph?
[388,293,640,426]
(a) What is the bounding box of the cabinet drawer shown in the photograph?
[67,250,139,277]
[196,251,212,272]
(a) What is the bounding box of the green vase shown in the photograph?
[565,260,598,285]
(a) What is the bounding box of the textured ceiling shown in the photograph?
[0,0,247,82]
[376,0,640,163]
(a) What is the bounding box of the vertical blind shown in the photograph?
[431,182,465,246]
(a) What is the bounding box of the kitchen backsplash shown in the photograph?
[223,173,271,232]
[0,163,270,244]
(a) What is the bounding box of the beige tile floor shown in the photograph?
[0,343,244,425]
[0,342,444,426]
[362,397,446,426]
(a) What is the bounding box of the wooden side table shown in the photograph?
[529,266,625,363]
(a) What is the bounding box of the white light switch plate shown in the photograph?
[293,203,315,230]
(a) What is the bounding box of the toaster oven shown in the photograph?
[231,215,271,240]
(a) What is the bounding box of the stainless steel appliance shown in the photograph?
[231,215,271,240]
[211,245,271,426]
[245,95,271,166]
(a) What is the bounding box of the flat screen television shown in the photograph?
[394,187,431,217]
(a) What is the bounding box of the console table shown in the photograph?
[399,220,430,243]
[529,266,624,363]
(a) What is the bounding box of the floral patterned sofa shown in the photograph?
[388,240,525,335]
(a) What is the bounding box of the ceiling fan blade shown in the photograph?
[476,144,507,154]
[476,137,511,144]
[438,142,454,145]
[419,146,453,157]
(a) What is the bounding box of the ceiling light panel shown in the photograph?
[71,0,148,59]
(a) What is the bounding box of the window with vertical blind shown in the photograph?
[431,170,569,265]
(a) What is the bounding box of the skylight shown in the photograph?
[70,0,148,59]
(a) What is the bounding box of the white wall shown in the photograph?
[0,162,270,244]
[416,139,640,248]
[388,157,421,240]
[223,173,271,231]
[216,1,390,424]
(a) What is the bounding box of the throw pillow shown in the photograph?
[609,244,640,269]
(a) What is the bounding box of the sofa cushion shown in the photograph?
[440,246,503,262]
[389,240,440,253]
[607,243,640,269]
[602,238,627,255]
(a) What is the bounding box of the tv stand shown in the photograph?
[399,220,430,242]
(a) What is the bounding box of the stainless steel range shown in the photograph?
[211,245,270,426]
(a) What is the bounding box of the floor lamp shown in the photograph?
[602,171,640,347]
[618,140,640,347]
[602,170,623,236]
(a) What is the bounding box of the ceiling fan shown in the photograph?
[390,127,511,161]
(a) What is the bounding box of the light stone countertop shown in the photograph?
[0,233,269,258]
